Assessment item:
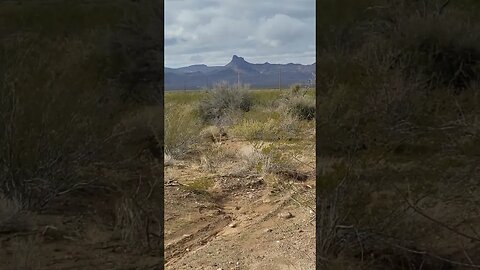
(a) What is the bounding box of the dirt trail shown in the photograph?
[165,140,316,269]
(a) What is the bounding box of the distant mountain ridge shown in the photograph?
[165,55,315,90]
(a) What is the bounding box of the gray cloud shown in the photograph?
[165,0,315,68]
[189,54,204,62]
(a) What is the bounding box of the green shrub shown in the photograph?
[198,82,253,124]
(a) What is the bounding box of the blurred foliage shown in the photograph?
[317,0,480,266]
[0,0,162,207]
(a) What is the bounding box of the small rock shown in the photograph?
[228,222,237,228]
[265,228,273,233]
[166,180,180,186]
[278,212,294,219]
[41,225,66,240]
[234,206,240,210]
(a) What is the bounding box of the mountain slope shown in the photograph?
[165,55,315,90]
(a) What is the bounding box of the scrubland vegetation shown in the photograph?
[164,84,316,268]
[164,83,316,189]
[0,1,163,268]
[165,83,315,161]
[317,0,480,269]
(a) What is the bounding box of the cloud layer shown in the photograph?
[165,0,315,68]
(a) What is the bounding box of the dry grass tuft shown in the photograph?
[164,103,201,158]
[114,196,146,246]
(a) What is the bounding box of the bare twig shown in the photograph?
[438,0,451,15]
[393,184,480,243]
[376,236,480,268]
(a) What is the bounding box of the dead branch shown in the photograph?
[393,184,480,243]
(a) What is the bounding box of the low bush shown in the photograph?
[198,82,253,124]
[0,32,122,209]
[114,106,163,160]
[281,84,316,121]
[287,96,316,121]
[316,1,480,267]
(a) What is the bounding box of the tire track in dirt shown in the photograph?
[165,139,316,269]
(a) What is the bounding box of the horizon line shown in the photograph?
[166,55,316,69]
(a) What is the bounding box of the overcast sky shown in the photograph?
[165,0,315,68]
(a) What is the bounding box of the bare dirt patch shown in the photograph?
[165,139,315,269]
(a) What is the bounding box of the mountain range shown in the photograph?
[165,55,315,90]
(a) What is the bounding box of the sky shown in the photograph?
[165,0,315,68]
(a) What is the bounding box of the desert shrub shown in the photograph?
[239,142,278,175]
[316,1,480,156]
[164,103,201,158]
[278,114,303,137]
[0,32,122,209]
[317,1,480,267]
[114,106,163,160]
[111,158,162,248]
[287,96,316,121]
[0,1,161,209]
[109,0,162,104]
[237,140,309,182]
[198,82,253,124]
[280,84,316,121]
[383,6,480,92]
[246,142,305,179]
